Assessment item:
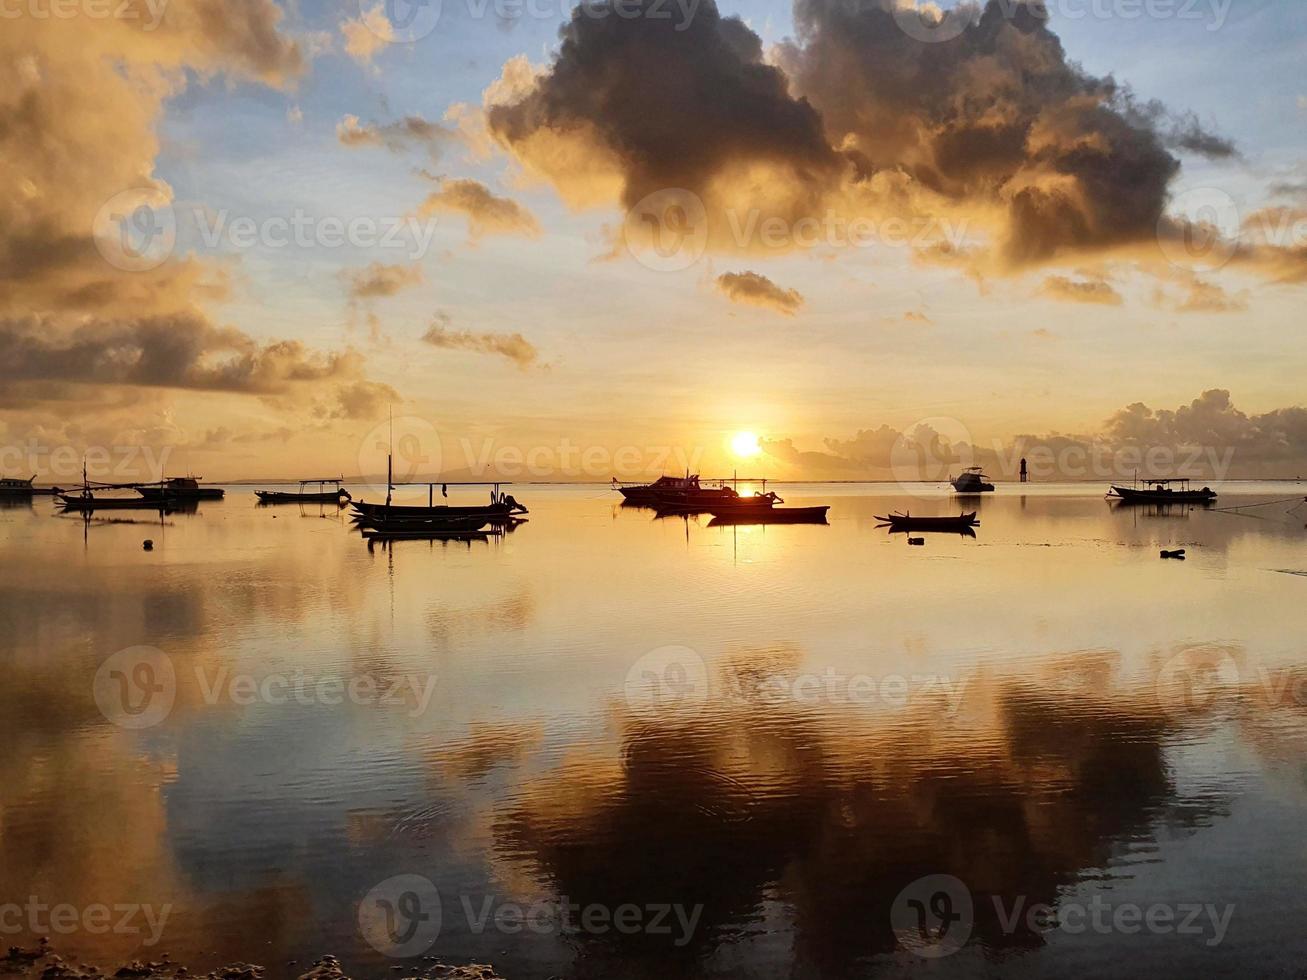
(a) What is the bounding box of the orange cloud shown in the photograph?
[715,271,804,316]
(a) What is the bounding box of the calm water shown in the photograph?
[2,483,1307,978]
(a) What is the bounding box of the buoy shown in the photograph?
[143,539,154,551]
[1160,548,1185,560]
[908,537,925,546]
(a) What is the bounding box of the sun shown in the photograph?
[730,431,762,459]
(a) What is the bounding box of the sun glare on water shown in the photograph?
[731,431,762,458]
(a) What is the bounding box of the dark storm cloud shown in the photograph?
[485,0,1274,274]
[486,0,842,228]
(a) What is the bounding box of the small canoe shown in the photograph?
[875,511,979,531]
[708,507,830,526]
[59,494,176,511]
[257,489,351,505]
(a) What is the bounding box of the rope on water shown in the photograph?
[1209,496,1307,526]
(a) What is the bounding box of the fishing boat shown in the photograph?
[351,496,526,522]
[0,475,36,495]
[58,492,180,511]
[256,479,352,505]
[1108,478,1216,504]
[136,477,225,501]
[708,507,829,526]
[951,467,995,493]
[875,510,980,531]
[700,490,830,521]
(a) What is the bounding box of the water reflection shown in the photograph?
[1,485,1305,977]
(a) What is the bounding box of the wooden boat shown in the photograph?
[951,467,995,493]
[256,479,351,505]
[59,493,179,511]
[136,477,225,501]
[875,511,979,531]
[708,507,829,526]
[0,475,35,495]
[1109,479,1216,504]
[360,514,492,536]
[351,494,526,521]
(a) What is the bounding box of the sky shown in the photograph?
[2,0,1306,482]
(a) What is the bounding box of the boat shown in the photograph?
[699,490,830,520]
[875,510,980,531]
[58,492,181,511]
[708,507,829,526]
[136,477,225,501]
[1109,478,1216,504]
[614,474,747,510]
[351,496,526,522]
[358,514,492,535]
[0,475,35,495]
[256,479,352,505]
[951,467,995,493]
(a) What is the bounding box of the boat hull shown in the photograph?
[351,500,525,521]
[136,487,225,501]
[256,490,350,504]
[59,494,179,511]
[707,506,829,525]
[876,511,979,531]
[359,515,491,535]
[1110,486,1216,503]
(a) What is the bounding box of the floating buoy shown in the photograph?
[1160,548,1185,560]
[143,539,154,551]
[908,537,925,546]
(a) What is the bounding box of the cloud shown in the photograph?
[0,314,361,395]
[761,390,1307,480]
[336,114,455,154]
[1041,275,1123,305]
[417,179,541,241]
[1176,277,1248,314]
[340,3,393,65]
[715,271,804,315]
[421,313,539,369]
[342,262,423,299]
[481,0,1303,282]
[323,379,400,420]
[486,0,840,228]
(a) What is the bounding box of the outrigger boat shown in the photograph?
[875,510,980,531]
[1108,478,1216,504]
[256,478,352,505]
[351,453,527,530]
[951,467,995,494]
[136,476,225,501]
